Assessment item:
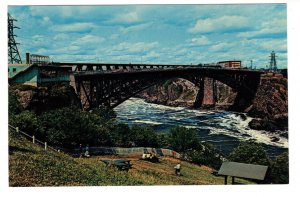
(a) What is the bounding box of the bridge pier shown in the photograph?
[194,78,204,108]
[194,77,216,108]
[202,78,216,107]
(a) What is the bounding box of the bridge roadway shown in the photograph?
[50,62,263,110]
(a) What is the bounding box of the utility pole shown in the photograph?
[8,13,22,64]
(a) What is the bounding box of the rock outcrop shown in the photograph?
[138,78,235,109]
[10,84,81,114]
[137,78,199,107]
[246,75,288,132]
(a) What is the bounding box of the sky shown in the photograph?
[8,4,287,69]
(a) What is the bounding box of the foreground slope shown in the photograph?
[9,131,252,186]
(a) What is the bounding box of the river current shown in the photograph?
[115,98,288,158]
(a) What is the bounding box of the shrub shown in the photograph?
[38,107,112,148]
[130,125,159,147]
[9,110,39,136]
[8,90,23,115]
[168,126,200,154]
[270,151,289,184]
[186,143,223,170]
[229,140,270,166]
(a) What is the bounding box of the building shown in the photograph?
[26,53,50,65]
[8,52,72,87]
[9,64,72,87]
[218,60,241,68]
[8,64,30,78]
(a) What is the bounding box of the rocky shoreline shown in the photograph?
[138,75,288,134]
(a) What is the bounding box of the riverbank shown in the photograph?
[11,130,253,186]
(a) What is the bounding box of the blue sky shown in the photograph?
[8,4,287,69]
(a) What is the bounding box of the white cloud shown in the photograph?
[113,41,159,53]
[110,34,119,39]
[72,35,105,46]
[67,46,81,51]
[237,18,286,38]
[188,15,248,33]
[119,23,151,33]
[43,16,50,23]
[111,11,139,23]
[53,23,95,32]
[189,36,211,46]
[209,42,235,52]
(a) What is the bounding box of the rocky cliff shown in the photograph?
[138,78,199,107]
[246,75,288,133]
[138,78,235,109]
[9,83,81,114]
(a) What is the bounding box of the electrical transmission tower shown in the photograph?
[269,51,277,72]
[8,13,22,64]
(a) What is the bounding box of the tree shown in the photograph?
[130,125,159,147]
[109,123,132,147]
[9,110,39,135]
[38,107,111,148]
[90,106,116,121]
[156,133,170,148]
[229,140,270,166]
[8,90,23,115]
[186,143,223,170]
[270,151,289,184]
[168,126,200,153]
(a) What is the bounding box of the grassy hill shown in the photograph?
[9,130,253,186]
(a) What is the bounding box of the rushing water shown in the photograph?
[115,98,288,158]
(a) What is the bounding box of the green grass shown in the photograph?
[9,131,254,186]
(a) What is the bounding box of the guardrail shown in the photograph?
[9,124,58,152]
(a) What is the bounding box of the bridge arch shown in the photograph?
[73,67,261,111]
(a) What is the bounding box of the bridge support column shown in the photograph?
[194,77,216,108]
[202,78,216,107]
[194,78,204,108]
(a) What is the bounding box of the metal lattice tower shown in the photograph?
[269,51,277,72]
[8,13,22,64]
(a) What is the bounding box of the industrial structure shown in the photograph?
[26,53,50,65]
[269,51,278,72]
[9,53,51,78]
[218,60,241,68]
[8,13,22,64]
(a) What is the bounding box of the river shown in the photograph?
[115,98,288,158]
